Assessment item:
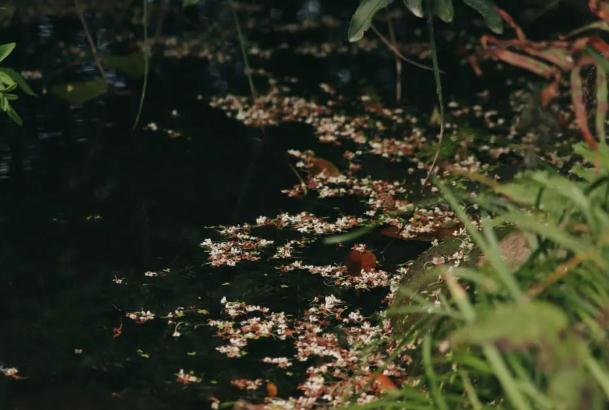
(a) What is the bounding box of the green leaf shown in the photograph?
[451,302,568,349]
[5,102,22,126]
[103,52,147,77]
[182,0,199,8]
[433,0,454,23]
[0,70,15,87]
[0,42,15,63]
[0,68,35,96]
[348,0,394,42]
[403,0,424,17]
[462,0,503,34]
[494,172,588,220]
[51,78,107,104]
[574,143,609,172]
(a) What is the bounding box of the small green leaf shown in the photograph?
[403,0,424,17]
[182,0,199,8]
[0,42,15,63]
[103,52,147,77]
[5,102,22,126]
[433,0,454,22]
[0,70,15,87]
[51,78,107,104]
[348,0,394,42]
[0,68,35,96]
[463,0,503,34]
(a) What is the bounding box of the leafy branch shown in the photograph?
[0,42,35,126]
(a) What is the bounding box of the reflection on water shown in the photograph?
[0,1,574,408]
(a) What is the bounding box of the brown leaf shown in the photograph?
[570,67,598,149]
[374,374,398,392]
[495,7,527,41]
[490,49,557,79]
[345,249,377,274]
[379,225,403,239]
[311,158,341,177]
[590,0,609,23]
[113,322,123,339]
[541,79,560,107]
[266,382,278,398]
[467,55,483,77]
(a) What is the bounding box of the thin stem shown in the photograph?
[133,0,149,131]
[154,0,170,43]
[422,0,445,187]
[229,0,257,102]
[386,16,402,102]
[74,0,106,81]
[228,0,264,220]
[370,24,438,72]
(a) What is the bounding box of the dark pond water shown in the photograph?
[0,1,590,409]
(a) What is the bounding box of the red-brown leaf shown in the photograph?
[345,249,377,274]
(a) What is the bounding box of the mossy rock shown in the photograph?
[390,228,533,334]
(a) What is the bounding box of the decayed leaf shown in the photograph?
[596,62,608,143]
[345,249,377,274]
[374,374,398,392]
[486,47,557,78]
[541,79,560,107]
[311,157,341,177]
[495,7,526,41]
[266,382,278,398]
[570,67,598,149]
[590,0,609,23]
[523,46,574,71]
[348,0,394,42]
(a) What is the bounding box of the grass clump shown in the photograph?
[354,143,609,409]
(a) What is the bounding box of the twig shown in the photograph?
[287,160,308,196]
[132,0,149,131]
[527,254,585,298]
[74,0,106,81]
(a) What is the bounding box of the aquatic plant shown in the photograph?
[347,0,503,43]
